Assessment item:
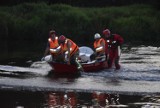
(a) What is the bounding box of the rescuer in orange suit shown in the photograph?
[58,35,83,70]
[103,29,124,70]
[42,30,63,62]
[93,33,106,61]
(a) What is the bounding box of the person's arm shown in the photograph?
[117,35,124,46]
[44,42,50,56]
[101,39,105,52]
[111,34,123,47]
[66,41,72,64]
[41,42,50,61]
[117,35,124,56]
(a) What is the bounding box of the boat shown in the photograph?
[45,46,108,75]
[49,60,108,74]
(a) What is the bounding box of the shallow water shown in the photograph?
[0,46,160,107]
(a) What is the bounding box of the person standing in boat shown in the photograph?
[42,30,63,62]
[92,33,106,61]
[103,29,124,70]
[58,35,83,70]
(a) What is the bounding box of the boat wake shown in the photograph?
[0,61,52,77]
[81,65,160,82]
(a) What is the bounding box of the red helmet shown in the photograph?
[103,29,110,35]
[59,35,66,43]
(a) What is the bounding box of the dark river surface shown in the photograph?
[0,46,160,108]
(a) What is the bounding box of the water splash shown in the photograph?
[0,61,52,77]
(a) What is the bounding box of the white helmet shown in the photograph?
[94,33,101,39]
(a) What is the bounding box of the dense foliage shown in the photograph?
[0,3,160,60]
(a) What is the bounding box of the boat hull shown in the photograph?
[82,61,108,72]
[49,60,108,75]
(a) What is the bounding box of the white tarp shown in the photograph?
[79,46,94,62]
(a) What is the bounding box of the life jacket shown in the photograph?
[48,37,62,55]
[61,38,79,57]
[94,38,105,53]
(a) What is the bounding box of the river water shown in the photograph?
[0,46,160,108]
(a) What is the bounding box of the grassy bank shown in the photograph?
[0,3,160,60]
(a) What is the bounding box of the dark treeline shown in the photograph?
[0,3,160,61]
[0,0,160,8]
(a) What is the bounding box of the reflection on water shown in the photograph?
[47,91,78,107]
[0,90,131,108]
[0,90,160,108]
